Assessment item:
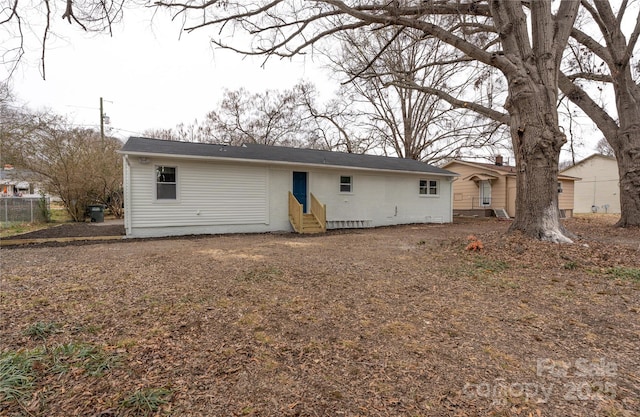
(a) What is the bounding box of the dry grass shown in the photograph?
[1,216,638,416]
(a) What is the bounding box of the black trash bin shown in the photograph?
[88,205,105,223]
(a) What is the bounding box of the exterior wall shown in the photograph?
[558,179,575,216]
[446,162,509,214]
[126,157,289,238]
[310,169,453,226]
[124,156,453,238]
[562,156,620,214]
[506,176,516,217]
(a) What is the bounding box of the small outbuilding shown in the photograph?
[442,157,578,218]
[119,137,458,238]
[561,154,620,214]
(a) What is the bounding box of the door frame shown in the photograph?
[479,180,492,207]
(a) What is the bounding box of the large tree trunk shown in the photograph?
[616,148,640,227]
[488,0,578,242]
[605,75,640,230]
[611,70,640,227]
[504,74,572,243]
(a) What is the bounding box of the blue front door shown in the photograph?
[292,171,308,212]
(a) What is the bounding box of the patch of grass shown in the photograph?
[0,349,40,401]
[119,387,171,415]
[441,257,504,280]
[24,321,61,341]
[0,342,122,404]
[0,222,48,238]
[71,324,101,335]
[563,261,579,270]
[473,257,509,273]
[49,343,121,376]
[49,206,71,223]
[603,266,640,282]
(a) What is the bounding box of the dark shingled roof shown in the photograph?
[120,137,456,176]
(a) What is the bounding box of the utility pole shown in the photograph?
[100,97,105,147]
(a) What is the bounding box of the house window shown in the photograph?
[156,166,177,200]
[557,182,563,193]
[340,176,352,193]
[479,180,491,206]
[419,179,439,195]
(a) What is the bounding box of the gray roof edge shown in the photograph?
[121,137,458,176]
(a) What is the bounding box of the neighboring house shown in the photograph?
[442,157,577,218]
[561,154,620,214]
[119,137,458,238]
[0,166,35,197]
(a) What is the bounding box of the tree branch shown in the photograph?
[566,72,612,83]
[558,71,619,137]
[390,78,509,125]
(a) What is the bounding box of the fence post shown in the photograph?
[4,199,7,223]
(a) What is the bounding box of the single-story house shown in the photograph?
[560,154,620,214]
[442,157,578,218]
[119,137,458,238]
[1,166,35,197]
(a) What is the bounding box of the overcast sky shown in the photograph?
[5,7,335,141]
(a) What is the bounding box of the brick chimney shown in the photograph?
[495,155,504,166]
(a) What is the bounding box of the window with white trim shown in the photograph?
[156,166,177,200]
[419,179,439,195]
[340,176,352,193]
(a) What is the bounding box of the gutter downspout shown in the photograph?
[123,155,132,236]
[450,176,455,223]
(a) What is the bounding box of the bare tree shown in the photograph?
[328,26,508,163]
[151,0,580,242]
[144,120,214,143]
[144,82,374,152]
[595,137,615,157]
[558,0,640,227]
[203,87,308,146]
[297,82,381,154]
[2,102,123,221]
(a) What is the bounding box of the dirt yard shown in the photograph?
[1,216,639,416]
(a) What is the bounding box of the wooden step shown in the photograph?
[300,214,324,234]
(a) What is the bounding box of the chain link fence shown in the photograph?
[0,197,50,224]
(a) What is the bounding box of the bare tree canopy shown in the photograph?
[327,25,509,163]
[1,91,124,220]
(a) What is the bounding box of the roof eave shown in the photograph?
[119,150,458,177]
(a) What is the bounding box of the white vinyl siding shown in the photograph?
[562,156,620,214]
[130,159,268,228]
[123,157,455,237]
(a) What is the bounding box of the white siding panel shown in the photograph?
[124,157,453,237]
[563,156,620,213]
[129,159,268,228]
[308,169,453,227]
